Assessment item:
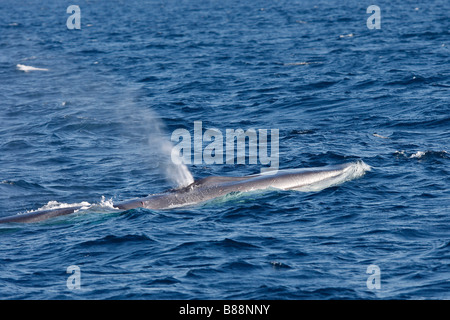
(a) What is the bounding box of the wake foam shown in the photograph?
[78,196,121,214]
[16,64,49,72]
[25,196,120,214]
[395,150,448,160]
[30,201,90,212]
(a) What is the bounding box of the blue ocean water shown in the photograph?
[0,0,448,299]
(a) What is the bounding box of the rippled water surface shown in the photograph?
[0,0,449,299]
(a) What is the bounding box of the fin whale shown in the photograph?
[0,161,370,224]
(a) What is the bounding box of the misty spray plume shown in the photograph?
[116,96,194,189]
[146,113,194,188]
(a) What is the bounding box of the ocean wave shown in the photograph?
[0,179,45,190]
[78,234,156,247]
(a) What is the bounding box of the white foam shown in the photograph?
[77,196,121,213]
[283,61,321,66]
[16,64,49,72]
[410,151,426,159]
[26,196,120,214]
[21,200,91,214]
[396,150,448,159]
[37,200,91,211]
[373,133,389,139]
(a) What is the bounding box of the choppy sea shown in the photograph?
[0,0,448,299]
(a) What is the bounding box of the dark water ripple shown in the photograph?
[0,0,449,299]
